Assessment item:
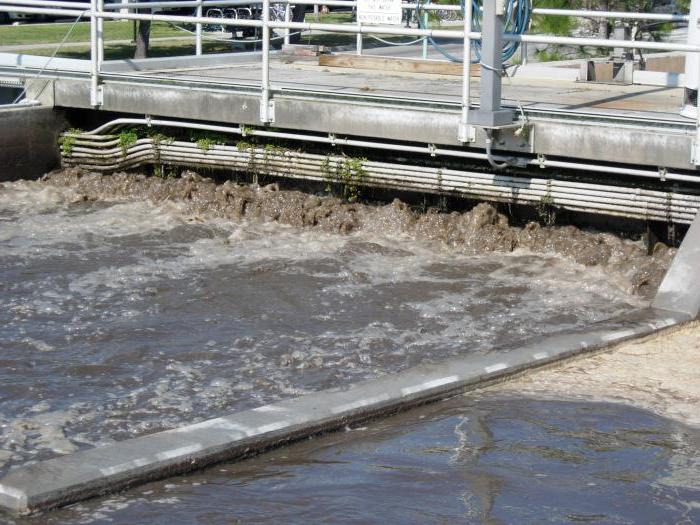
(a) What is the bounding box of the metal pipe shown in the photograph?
[261,0,271,123]
[458,0,472,143]
[0,0,90,7]
[0,0,690,19]
[531,8,689,22]
[89,0,100,107]
[283,2,291,46]
[509,33,700,53]
[62,140,699,222]
[97,0,104,67]
[422,11,428,59]
[195,0,203,56]
[67,140,695,211]
[356,21,363,56]
[78,117,700,184]
[2,3,699,53]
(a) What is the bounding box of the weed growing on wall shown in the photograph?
[323,155,368,203]
[58,128,83,157]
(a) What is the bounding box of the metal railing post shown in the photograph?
[356,20,362,55]
[458,0,474,143]
[520,41,528,65]
[260,0,273,123]
[97,0,104,65]
[283,2,291,46]
[195,0,203,55]
[422,10,428,59]
[695,48,700,164]
[89,0,102,107]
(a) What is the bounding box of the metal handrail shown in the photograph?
[0,0,698,156]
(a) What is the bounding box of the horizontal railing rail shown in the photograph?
[0,0,698,165]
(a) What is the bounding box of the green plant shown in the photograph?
[236,140,254,151]
[190,131,228,152]
[58,128,83,157]
[537,190,557,226]
[118,129,138,157]
[148,131,174,147]
[323,155,367,203]
[154,163,178,179]
[148,131,174,164]
[536,48,566,63]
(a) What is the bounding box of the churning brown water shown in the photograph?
[2,170,696,523]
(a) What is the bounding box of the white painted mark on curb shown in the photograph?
[100,457,151,476]
[156,444,203,461]
[532,352,549,361]
[601,329,636,342]
[256,421,290,434]
[400,376,460,396]
[0,484,25,501]
[484,363,508,374]
[331,394,391,414]
[253,405,286,413]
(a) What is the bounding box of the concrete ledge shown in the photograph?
[653,211,700,318]
[0,308,689,516]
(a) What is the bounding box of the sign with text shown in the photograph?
[357,0,402,25]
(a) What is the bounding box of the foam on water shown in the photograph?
[0,180,644,474]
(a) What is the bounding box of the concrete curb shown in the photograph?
[0,308,690,516]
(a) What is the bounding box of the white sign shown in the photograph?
[357,0,403,26]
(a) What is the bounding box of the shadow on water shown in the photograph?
[11,396,700,524]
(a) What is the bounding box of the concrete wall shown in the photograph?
[0,105,65,182]
[653,211,700,319]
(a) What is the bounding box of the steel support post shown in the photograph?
[458,0,475,143]
[195,0,203,55]
[89,0,102,107]
[284,2,291,46]
[684,0,700,116]
[97,0,104,65]
[260,0,273,123]
[695,46,700,164]
[468,0,512,127]
[356,20,363,55]
[422,11,428,59]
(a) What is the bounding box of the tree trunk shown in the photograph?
[134,20,151,59]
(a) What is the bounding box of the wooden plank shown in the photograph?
[319,53,481,77]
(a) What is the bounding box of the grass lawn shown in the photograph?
[1,10,424,60]
[0,13,355,48]
[0,21,181,47]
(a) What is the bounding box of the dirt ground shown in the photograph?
[493,321,700,427]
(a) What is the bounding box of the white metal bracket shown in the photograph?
[260,100,275,124]
[458,123,476,144]
[428,143,437,157]
[537,153,546,169]
[692,128,700,165]
[658,167,668,182]
[90,85,103,108]
[329,133,336,146]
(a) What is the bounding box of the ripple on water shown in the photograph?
[0,180,644,474]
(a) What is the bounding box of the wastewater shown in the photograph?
[1,170,697,523]
[13,395,700,524]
